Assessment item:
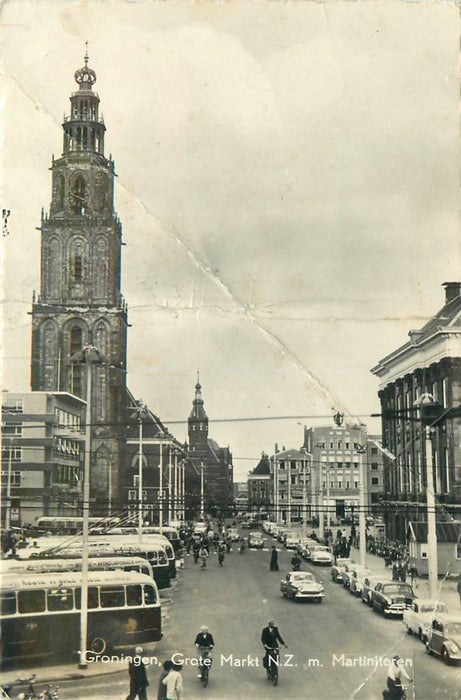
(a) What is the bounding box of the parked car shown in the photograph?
[331,558,355,583]
[280,571,325,603]
[426,615,461,664]
[403,599,449,642]
[361,574,385,606]
[341,563,358,589]
[348,567,374,596]
[248,532,264,549]
[227,528,240,542]
[284,532,301,550]
[310,546,334,566]
[371,581,416,618]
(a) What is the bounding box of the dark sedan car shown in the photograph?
[371,581,416,618]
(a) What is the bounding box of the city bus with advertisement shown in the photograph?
[0,570,161,664]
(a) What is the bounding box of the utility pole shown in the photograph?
[200,462,205,519]
[355,443,368,568]
[71,345,106,670]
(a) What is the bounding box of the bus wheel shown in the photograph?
[90,634,108,655]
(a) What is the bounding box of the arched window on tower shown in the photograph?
[47,238,62,299]
[94,237,108,298]
[70,326,83,397]
[41,321,57,390]
[70,174,87,215]
[73,244,83,283]
[54,175,65,211]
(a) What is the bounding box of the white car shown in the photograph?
[227,528,240,541]
[403,599,449,642]
[285,533,301,550]
[280,571,325,603]
[310,546,333,566]
[348,566,374,596]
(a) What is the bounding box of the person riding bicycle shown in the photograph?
[291,553,301,571]
[261,620,286,677]
[384,656,412,699]
[194,626,215,678]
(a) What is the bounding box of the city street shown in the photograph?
[32,532,460,700]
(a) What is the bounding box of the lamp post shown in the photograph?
[70,345,106,670]
[200,462,205,519]
[355,444,367,568]
[273,449,279,524]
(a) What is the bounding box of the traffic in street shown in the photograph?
[6,519,458,700]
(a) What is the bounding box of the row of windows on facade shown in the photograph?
[386,378,449,413]
[277,461,380,470]
[55,408,82,431]
[389,457,452,495]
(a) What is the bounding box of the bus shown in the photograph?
[25,539,171,590]
[0,556,154,580]
[34,516,120,534]
[100,534,177,579]
[0,570,161,664]
[106,527,182,553]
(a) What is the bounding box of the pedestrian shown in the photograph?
[408,565,417,587]
[399,562,407,583]
[125,646,149,700]
[269,546,279,571]
[218,542,226,566]
[199,544,208,569]
[157,660,173,700]
[162,662,183,700]
[192,540,200,564]
[392,563,399,581]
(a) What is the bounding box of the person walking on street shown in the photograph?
[157,660,173,700]
[408,565,417,587]
[269,546,279,571]
[199,544,208,569]
[162,663,183,700]
[125,646,149,700]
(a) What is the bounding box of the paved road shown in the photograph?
[51,532,460,699]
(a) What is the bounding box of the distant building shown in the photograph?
[270,448,310,525]
[1,391,86,527]
[367,435,385,505]
[233,482,249,511]
[247,454,271,512]
[123,390,199,523]
[302,423,369,521]
[371,282,461,540]
[187,376,234,515]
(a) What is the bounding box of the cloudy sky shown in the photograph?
[2,0,459,480]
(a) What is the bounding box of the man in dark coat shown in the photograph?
[261,620,286,649]
[126,646,149,700]
[269,546,279,571]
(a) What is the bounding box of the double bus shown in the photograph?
[0,570,161,664]
[0,555,154,580]
[26,539,171,589]
[34,516,120,534]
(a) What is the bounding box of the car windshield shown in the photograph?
[446,623,461,636]
[383,584,413,595]
[293,573,314,582]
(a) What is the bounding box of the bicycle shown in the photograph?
[1,675,60,700]
[197,646,213,687]
[264,646,280,686]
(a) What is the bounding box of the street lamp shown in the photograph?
[301,450,312,538]
[70,345,106,670]
[355,443,368,568]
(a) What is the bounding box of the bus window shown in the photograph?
[144,585,157,605]
[1,591,16,615]
[126,584,143,607]
[75,586,99,609]
[47,587,74,611]
[18,589,46,614]
[100,585,125,608]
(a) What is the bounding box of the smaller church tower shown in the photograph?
[188,373,209,450]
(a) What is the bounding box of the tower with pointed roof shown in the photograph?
[187,375,234,515]
[30,48,128,510]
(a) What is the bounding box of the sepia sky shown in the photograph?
[2,0,459,480]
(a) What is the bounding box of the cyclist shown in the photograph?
[384,656,412,699]
[194,626,215,678]
[261,620,287,678]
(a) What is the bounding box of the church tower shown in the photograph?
[30,48,128,509]
[188,373,209,450]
